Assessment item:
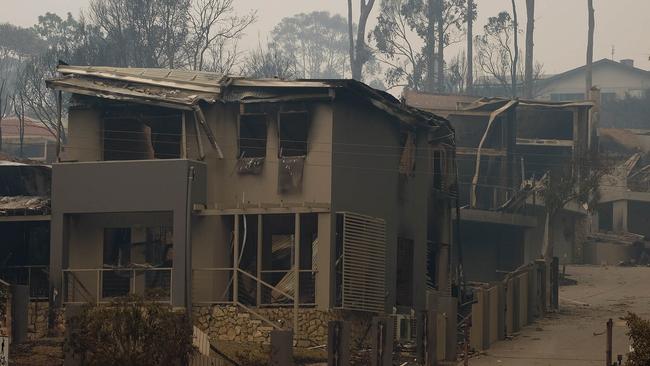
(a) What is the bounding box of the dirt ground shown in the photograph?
[468,265,650,366]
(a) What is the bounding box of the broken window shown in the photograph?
[278,111,310,157]
[103,110,182,161]
[517,109,574,141]
[238,114,267,158]
[102,226,173,298]
[277,110,310,193]
[396,238,414,307]
[450,115,504,149]
[237,114,267,174]
[102,228,132,298]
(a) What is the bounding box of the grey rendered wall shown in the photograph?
[331,99,430,312]
[459,221,525,282]
[185,102,333,208]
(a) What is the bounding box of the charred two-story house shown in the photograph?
[405,92,594,280]
[46,66,457,347]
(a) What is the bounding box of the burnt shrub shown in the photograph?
[624,312,650,366]
[66,295,194,366]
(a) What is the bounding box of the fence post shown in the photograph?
[551,257,560,310]
[270,329,294,366]
[424,292,438,366]
[328,320,350,366]
[606,318,613,366]
[10,285,28,344]
[371,316,393,366]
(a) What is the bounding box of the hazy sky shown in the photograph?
[1,0,649,74]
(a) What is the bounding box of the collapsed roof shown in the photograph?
[0,163,51,216]
[46,65,454,145]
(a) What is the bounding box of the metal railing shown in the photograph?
[62,267,172,304]
[0,265,49,300]
[192,267,316,307]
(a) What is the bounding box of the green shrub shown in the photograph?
[624,313,650,366]
[66,296,194,366]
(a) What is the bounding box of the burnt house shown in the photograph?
[0,159,51,338]
[46,66,456,346]
[0,161,50,298]
[406,91,594,280]
[597,129,650,238]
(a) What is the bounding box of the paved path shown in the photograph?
[468,265,650,366]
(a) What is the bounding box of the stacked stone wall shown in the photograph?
[193,305,375,348]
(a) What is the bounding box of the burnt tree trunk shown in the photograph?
[511,0,519,98]
[524,0,535,99]
[586,0,595,96]
[348,0,375,80]
[425,0,437,92]
[437,0,445,92]
[466,0,474,94]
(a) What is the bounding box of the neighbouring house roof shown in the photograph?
[1,117,56,140]
[46,65,454,144]
[538,58,650,89]
[599,128,650,155]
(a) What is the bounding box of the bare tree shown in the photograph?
[539,151,609,260]
[475,12,518,95]
[11,92,25,158]
[89,0,191,68]
[241,41,297,79]
[466,0,474,93]
[524,0,535,98]
[371,0,425,90]
[347,0,376,81]
[510,0,519,97]
[185,0,256,71]
[447,51,467,93]
[0,57,14,152]
[14,56,61,140]
[586,0,595,96]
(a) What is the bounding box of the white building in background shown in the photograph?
[536,58,650,102]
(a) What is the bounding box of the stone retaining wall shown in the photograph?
[193,305,375,348]
[28,301,49,339]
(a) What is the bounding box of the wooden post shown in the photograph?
[293,213,300,335]
[371,316,393,366]
[257,214,262,307]
[271,330,294,366]
[606,318,613,366]
[328,320,350,366]
[233,215,239,304]
[56,90,62,161]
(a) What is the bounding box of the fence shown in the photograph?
[62,268,172,304]
[469,260,551,351]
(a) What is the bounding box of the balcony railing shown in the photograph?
[192,267,316,307]
[62,268,172,304]
[0,265,49,300]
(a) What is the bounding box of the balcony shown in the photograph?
[51,159,206,307]
[52,159,206,214]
